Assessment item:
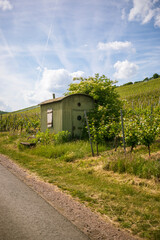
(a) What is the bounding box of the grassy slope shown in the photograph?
[11,105,40,114]
[116,78,160,108]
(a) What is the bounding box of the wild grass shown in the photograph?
[0,132,159,239]
[104,151,160,179]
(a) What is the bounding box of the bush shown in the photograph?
[54,131,72,144]
[31,129,53,145]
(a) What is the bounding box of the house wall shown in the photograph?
[40,94,94,136]
[41,101,62,133]
[62,95,94,137]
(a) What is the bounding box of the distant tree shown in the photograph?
[123,82,133,86]
[153,73,159,79]
[143,77,149,82]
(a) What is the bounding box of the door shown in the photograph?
[72,110,84,137]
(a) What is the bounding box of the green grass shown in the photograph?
[0,132,159,240]
[116,78,160,109]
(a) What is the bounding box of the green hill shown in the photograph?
[116,77,160,109]
[0,110,8,114]
[11,105,40,114]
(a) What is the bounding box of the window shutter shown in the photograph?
[47,109,53,128]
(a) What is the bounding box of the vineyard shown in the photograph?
[0,107,40,133]
[116,77,160,109]
[0,76,160,240]
[0,104,160,161]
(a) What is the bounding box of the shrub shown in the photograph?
[32,129,53,145]
[54,131,72,144]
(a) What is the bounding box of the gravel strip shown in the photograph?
[0,154,140,240]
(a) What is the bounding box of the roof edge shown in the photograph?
[39,93,93,105]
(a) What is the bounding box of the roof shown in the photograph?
[39,93,93,105]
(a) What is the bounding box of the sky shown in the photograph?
[0,0,160,111]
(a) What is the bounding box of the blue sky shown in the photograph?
[0,0,160,111]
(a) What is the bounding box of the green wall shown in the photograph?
[40,94,94,136]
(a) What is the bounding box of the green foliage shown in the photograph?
[67,73,122,117]
[125,115,140,152]
[123,82,133,86]
[54,131,72,144]
[143,77,149,82]
[33,129,52,145]
[153,73,159,79]
[139,112,160,155]
[31,130,72,146]
[122,108,160,155]
[67,73,122,153]
[0,111,40,133]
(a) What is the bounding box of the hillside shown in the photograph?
[116,77,160,109]
[11,105,40,114]
[0,110,8,114]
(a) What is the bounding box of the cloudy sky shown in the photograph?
[0,0,160,111]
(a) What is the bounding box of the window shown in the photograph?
[77,115,82,121]
[47,109,53,128]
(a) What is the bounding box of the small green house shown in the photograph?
[40,93,94,137]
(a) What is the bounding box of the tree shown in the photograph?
[66,74,122,153]
[153,73,159,79]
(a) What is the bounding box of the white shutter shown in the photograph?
[47,109,53,128]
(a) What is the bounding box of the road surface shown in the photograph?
[0,163,89,240]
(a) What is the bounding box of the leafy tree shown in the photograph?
[123,82,133,86]
[66,74,122,153]
[153,73,159,79]
[143,77,149,82]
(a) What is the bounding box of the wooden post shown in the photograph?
[132,100,134,110]
[84,111,94,157]
[120,110,126,154]
[151,104,153,117]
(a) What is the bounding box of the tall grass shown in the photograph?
[104,153,160,179]
[19,139,106,162]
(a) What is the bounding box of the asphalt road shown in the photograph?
[0,163,89,240]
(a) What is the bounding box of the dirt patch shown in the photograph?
[0,154,140,240]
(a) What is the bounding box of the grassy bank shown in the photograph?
[0,132,159,240]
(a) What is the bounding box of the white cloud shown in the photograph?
[0,0,13,11]
[24,68,84,104]
[97,41,134,51]
[154,8,160,27]
[113,60,139,80]
[0,99,11,112]
[128,0,160,27]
